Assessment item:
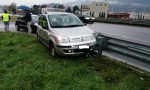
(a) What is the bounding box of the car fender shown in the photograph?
[48,32,57,46]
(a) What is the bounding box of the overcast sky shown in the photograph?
[0,0,77,6]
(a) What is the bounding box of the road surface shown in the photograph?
[0,22,16,32]
[0,22,150,46]
[87,23,150,46]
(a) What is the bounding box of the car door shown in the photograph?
[40,16,50,47]
[37,15,44,40]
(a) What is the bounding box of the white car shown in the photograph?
[36,12,96,56]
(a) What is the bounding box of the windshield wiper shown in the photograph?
[51,26,64,28]
[51,25,83,28]
[64,25,83,27]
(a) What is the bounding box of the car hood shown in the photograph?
[52,26,94,37]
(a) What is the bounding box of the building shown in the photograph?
[129,12,150,20]
[41,8,65,13]
[108,13,130,19]
[81,2,109,18]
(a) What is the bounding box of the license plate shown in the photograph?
[79,45,89,49]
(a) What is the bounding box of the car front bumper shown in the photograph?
[55,41,96,56]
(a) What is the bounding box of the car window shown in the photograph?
[41,16,48,30]
[48,14,84,28]
[38,16,43,26]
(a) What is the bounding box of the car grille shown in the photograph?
[71,35,93,43]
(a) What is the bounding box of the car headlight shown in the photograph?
[57,36,70,43]
[92,17,95,20]
[85,17,90,20]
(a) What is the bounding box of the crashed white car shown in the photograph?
[36,12,96,56]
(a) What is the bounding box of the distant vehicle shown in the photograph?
[15,14,39,33]
[36,12,96,57]
[15,14,22,17]
[77,14,95,24]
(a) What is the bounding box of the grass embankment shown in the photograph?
[0,32,150,90]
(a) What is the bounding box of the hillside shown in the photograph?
[66,0,150,12]
[109,0,150,12]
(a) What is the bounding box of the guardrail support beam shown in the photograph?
[96,36,104,56]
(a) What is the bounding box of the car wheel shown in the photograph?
[26,27,29,32]
[32,25,37,34]
[15,25,20,31]
[49,43,57,57]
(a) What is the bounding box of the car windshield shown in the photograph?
[48,14,84,28]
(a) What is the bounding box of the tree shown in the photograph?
[103,12,105,18]
[101,12,105,18]
[99,12,101,18]
[32,5,41,14]
[53,5,57,8]
[58,4,64,9]
[41,5,47,8]
[66,6,72,13]
[7,3,16,14]
[73,5,80,13]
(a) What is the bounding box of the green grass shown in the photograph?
[0,32,150,90]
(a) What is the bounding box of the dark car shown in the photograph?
[15,14,39,33]
[77,14,95,24]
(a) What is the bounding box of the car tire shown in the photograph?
[31,25,37,34]
[15,25,20,31]
[49,43,57,57]
[26,27,29,32]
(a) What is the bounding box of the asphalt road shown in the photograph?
[87,23,150,46]
[0,22,150,46]
[0,22,16,32]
